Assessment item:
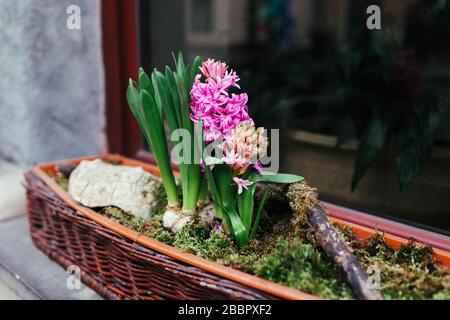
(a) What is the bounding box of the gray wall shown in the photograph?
[0,0,105,168]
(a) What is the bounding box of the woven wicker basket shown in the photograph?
[25,155,450,300]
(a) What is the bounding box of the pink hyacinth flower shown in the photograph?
[254,161,263,175]
[190,58,253,143]
[233,177,253,194]
[200,59,228,79]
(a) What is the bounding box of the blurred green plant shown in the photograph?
[334,49,442,191]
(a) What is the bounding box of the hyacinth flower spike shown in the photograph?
[193,59,304,247]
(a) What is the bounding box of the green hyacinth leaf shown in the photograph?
[252,172,304,184]
[249,185,271,240]
[139,68,153,94]
[222,203,247,248]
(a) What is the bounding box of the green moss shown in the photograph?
[151,182,169,216]
[54,177,69,191]
[396,241,434,268]
[173,223,236,260]
[51,171,449,300]
[101,206,146,232]
[253,238,355,299]
[332,224,360,248]
[354,235,450,300]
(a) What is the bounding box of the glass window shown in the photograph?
[139,0,450,231]
[190,0,214,33]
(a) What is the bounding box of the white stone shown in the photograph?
[162,201,217,233]
[162,210,193,233]
[198,202,216,225]
[162,209,181,230]
[68,159,159,218]
[171,214,193,233]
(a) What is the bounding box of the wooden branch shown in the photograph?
[308,204,384,300]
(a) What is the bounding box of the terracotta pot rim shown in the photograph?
[31,154,450,300]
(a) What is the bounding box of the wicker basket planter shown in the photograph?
[25,154,450,300]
